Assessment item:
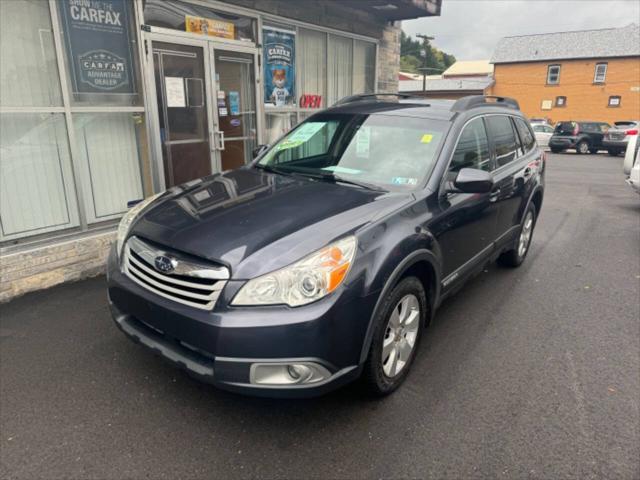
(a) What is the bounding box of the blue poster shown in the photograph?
[263,27,295,107]
[59,0,136,94]
[229,91,240,115]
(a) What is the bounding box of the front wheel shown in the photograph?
[576,141,590,154]
[498,203,537,268]
[362,277,427,396]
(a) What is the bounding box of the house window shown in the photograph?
[608,96,621,107]
[547,65,561,85]
[594,63,608,83]
[555,96,567,107]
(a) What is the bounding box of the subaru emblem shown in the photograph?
[154,255,176,273]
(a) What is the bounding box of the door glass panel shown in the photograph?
[214,51,257,170]
[152,42,212,187]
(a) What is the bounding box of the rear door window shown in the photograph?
[486,115,520,168]
[515,117,536,153]
[449,117,491,173]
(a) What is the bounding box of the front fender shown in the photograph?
[356,220,442,363]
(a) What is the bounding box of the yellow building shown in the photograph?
[489,24,640,124]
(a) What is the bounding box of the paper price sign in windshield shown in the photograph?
[356,127,371,158]
[277,122,325,150]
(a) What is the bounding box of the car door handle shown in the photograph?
[523,167,532,177]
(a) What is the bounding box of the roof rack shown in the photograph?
[333,93,417,106]
[451,95,520,112]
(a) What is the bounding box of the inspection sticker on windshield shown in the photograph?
[420,134,434,144]
[392,177,418,185]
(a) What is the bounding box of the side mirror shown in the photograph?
[453,168,494,194]
[252,144,269,159]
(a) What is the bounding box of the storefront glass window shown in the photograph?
[327,35,353,106]
[266,113,297,144]
[353,40,376,94]
[0,0,62,107]
[73,113,149,222]
[0,114,79,240]
[298,28,327,110]
[143,0,256,43]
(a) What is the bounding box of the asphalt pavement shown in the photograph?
[1,153,639,480]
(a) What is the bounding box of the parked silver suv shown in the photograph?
[604,121,639,156]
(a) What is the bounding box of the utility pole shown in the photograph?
[416,34,435,92]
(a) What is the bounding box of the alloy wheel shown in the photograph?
[382,294,420,378]
[518,211,534,257]
[578,142,589,154]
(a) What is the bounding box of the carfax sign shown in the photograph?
[59,0,136,94]
[263,27,295,107]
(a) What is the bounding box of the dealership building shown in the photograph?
[0,0,441,301]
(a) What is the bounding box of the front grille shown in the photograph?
[123,236,229,310]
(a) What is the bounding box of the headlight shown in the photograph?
[116,192,163,258]
[232,236,357,307]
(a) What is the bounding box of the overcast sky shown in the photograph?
[402,0,640,60]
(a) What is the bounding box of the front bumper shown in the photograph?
[106,246,374,397]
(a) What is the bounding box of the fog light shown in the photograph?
[250,362,331,386]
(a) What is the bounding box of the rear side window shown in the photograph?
[449,117,491,173]
[515,118,536,153]
[486,115,519,168]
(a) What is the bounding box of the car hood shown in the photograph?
[130,168,413,279]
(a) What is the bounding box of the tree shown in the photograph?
[400,31,456,74]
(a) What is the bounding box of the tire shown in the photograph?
[362,276,427,396]
[498,203,537,268]
[576,141,589,154]
[550,147,563,154]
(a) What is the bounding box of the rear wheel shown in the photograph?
[362,277,426,396]
[498,203,537,268]
[576,141,589,154]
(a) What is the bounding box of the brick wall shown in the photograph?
[489,57,640,124]
[377,22,401,93]
[0,232,114,302]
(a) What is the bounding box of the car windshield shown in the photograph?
[256,113,449,191]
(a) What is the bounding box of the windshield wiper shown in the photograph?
[254,164,295,177]
[303,172,386,192]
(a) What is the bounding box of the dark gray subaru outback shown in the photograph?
[107,94,545,397]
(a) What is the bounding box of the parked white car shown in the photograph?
[532,123,554,149]
[623,134,640,193]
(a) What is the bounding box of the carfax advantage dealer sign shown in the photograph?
[59,0,136,95]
